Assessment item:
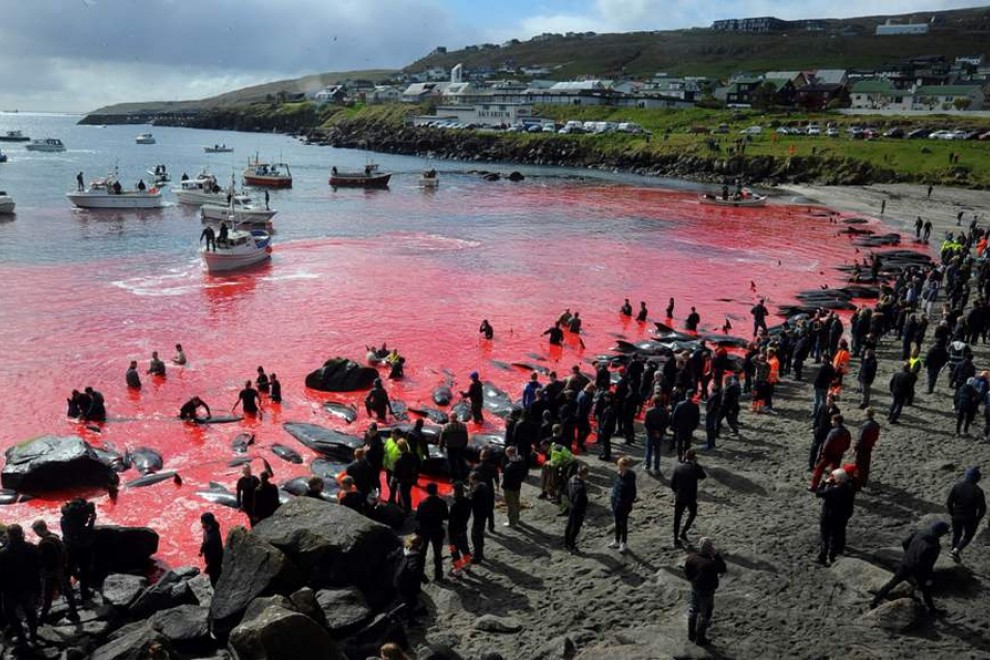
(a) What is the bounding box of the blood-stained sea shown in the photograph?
[0,123,899,566]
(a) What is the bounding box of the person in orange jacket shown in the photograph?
[831,339,851,396]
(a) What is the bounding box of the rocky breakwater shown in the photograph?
[312,120,903,186]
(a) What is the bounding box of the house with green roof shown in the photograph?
[849,79,911,110]
[912,85,984,111]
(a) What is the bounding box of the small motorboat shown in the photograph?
[699,191,768,208]
[66,172,164,209]
[202,226,272,272]
[201,200,276,226]
[0,191,14,214]
[25,138,66,152]
[420,168,439,188]
[243,155,292,188]
[329,162,391,188]
[135,133,156,145]
[175,172,244,206]
[204,144,234,153]
[0,130,29,142]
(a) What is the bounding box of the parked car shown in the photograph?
[979,131,990,141]
[715,123,730,134]
[863,128,879,140]
[806,124,821,136]
[617,122,645,134]
[740,125,763,135]
[906,128,930,139]
[825,127,839,137]
[883,127,905,138]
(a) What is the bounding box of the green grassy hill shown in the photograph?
[408,6,990,79]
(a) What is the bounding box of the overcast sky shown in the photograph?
[0,0,983,113]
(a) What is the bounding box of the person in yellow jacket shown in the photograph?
[383,431,402,504]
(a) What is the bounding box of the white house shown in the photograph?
[912,85,985,111]
[876,20,929,35]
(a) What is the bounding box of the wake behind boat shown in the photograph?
[329,162,391,188]
[67,172,164,209]
[202,225,272,272]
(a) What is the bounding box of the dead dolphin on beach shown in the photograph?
[125,470,178,488]
[489,360,512,371]
[195,483,239,508]
[410,407,449,425]
[323,401,358,424]
[432,383,453,407]
[311,458,348,480]
[231,432,255,454]
[271,443,303,464]
[125,447,163,474]
[227,456,254,468]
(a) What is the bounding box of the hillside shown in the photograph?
[87,69,396,116]
[408,6,990,79]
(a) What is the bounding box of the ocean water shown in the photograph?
[0,112,896,566]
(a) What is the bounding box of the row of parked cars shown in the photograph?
[422,119,650,135]
[737,122,990,140]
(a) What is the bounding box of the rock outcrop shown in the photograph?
[2,435,119,492]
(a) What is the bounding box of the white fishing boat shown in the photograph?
[202,226,272,272]
[135,133,156,145]
[200,200,276,224]
[66,172,164,209]
[25,138,66,152]
[420,168,439,188]
[699,191,768,208]
[204,144,234,153]
[0,191,14,214]
[174,172,248,206]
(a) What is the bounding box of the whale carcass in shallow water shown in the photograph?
[271,443,303,464]
[432,384,453,407]
[125,470,178,488]
[231,433,255,453]
[323,401,358,424]
[125,447,163,474]
[282,422,363,461]
[195,483,239,508]
[409,408,449,425]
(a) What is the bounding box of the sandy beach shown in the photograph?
[406,184,990,660]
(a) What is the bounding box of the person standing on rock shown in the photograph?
[854,408,881,489]
[564,464,590,554]
[684,536,726,646]
[946,466,986,562]
[393,439,420,513]
[447,482,473,576]
[672,450,707,547]
[468,472,489,564]
[501,446,526,528]
[31,520,79,624]
[0,524,42,646]
[253,471,280,523]
[236,463,260,525]
[608,456,637,554]
[415,483,448,582]
[393,534,427,623]
[870,520,950,614]
[199,512,223,587]
[59,497,96,600]
[815,468,855,565]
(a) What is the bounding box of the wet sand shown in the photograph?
[409,185,990,659]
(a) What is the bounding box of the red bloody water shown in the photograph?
[0,184,897,567]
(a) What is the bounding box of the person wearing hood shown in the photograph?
[816,468,856,565]
[684,536,726,646]
[364,379,392,421]
[199,512,223,586]
[870,520,950,614]
[947,466,986,562]
[393,534,427,622]
[461,371,484,424]
[955,377,980,436]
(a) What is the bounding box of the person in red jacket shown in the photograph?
[810,414,851,490]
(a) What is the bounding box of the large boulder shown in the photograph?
[90,622,172,660]
[859,598,924,632]
[94,525,160,577]
[305,358,378,392]
[149,604,211,650]
[229,602,344,660]
[209,527,302,640]
[2,435,119,492]
[101,574,148,609]
[315,587,371,637]
[253,497,400,607]
[129,570,198,618]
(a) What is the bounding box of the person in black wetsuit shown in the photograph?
[636,301,648,322]
[364,379,391,421]
[179,396,211,421]
[200,226,216,252]
[199,512,223,587]
[82,386,105,422]
[269,373,282,403]
[542,322,564,345]
[255,366,270,394]
[253,471,280,523]
[236,464,260,525]
[620,298,633,316]
[666,297,675,318]
[479,319,494,340]
[233,380,261,417]
[217,222,229,247]
[568,312,582,334]
[67,390,84,418]
[686,307,701,332]
[462,372,485,424]
[125,360,141,389]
